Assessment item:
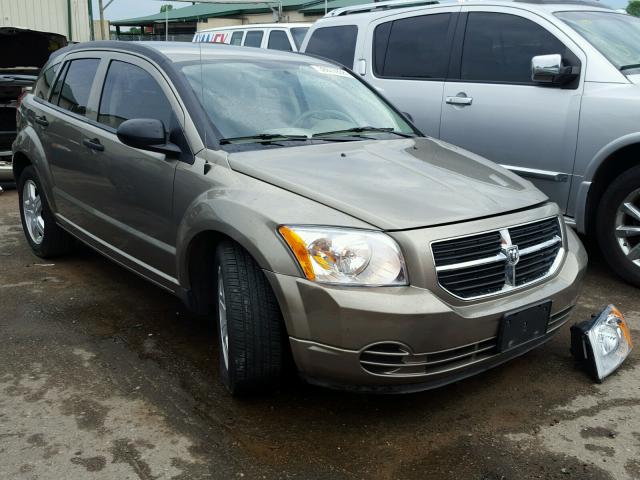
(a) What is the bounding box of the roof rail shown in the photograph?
[327,0,440,17]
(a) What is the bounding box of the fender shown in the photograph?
[573,132,640,233]
[172,167,377,291]
[175,196,298,289]
[583,132,640,182]
[13,123,58,213]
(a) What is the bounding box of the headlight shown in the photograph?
[571,305,633,382]
[278,226,408,286]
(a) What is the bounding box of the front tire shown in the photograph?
[596,166,640,287]
[18,165,74,258]
[214,240,286,395]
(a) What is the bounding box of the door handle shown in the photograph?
[83,138,105,152]
[445,94,473,106]
[34,115,49,127]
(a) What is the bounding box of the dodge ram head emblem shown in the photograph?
[503,245,520,266]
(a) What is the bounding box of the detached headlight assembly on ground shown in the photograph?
[278,226,408,286]
[571,305,633,382]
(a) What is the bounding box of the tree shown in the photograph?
[627,0,640,16]
[160,4,174,13]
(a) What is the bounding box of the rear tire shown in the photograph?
[18,165,74,258]
[214,240,286,395]
[596,165,640,287]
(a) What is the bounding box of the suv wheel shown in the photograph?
[18,166,74,258]
[214,240,286,395]
[597,166,640,287]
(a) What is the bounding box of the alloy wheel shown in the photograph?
[615,187,640,267]
[217,265,229,370]
[23,179,44,245]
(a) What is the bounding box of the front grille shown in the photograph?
[431,217,563,299]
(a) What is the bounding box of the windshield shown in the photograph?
[290,27,308,49]
[556,11,640,74]
[181,60,414,142]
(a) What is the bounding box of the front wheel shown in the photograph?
[214,240,287,395]
[596,166,640,287]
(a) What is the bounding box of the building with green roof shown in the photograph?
[109,0,373,40]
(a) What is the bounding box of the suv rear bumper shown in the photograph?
[266,228,587,392]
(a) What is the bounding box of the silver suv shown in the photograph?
[13,41,586,394]
[302,0,640,287]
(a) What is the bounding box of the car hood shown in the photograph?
[227,137,548,230]
[0,27,67,71]
[627,74,640,85]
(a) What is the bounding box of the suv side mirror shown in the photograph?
[531,54,580,86]
[117,118,181,157]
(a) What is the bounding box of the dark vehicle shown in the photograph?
[0,27,66,184]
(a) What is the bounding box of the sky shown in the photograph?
[91,0,186,21]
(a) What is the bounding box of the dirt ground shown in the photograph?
[1,187,639,480]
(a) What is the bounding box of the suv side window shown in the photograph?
[230,31,244,45]
[460,12,572,84]
[35,62,61,101]
[244,31,264,47]
[97,60,174,130]
[56,58,100,116]
[305,25,358,69]
[268,30,292,51]
[374,14,453,79]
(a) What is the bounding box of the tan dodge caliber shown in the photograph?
[13,42,587,395]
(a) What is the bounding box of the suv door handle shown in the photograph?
[34,115,49,127]
[445,94,473,106]
[83,138,105,152]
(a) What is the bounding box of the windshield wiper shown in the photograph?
[312,126,414,138]
[619,63,640,71]
[219,133,310,145]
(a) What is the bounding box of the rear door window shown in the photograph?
[268,30,292,51]
[460,12,571,84]
[97,60,174,130]
[374,13,453,79]
[244,31,264,47]
[305,25,358,68]
[230,31,244,45]
[290,27,308,50]
[55,58,100,116]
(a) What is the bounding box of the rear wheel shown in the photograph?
[214,240,286,395]
[18,166,74,258]
[596,166,640,287]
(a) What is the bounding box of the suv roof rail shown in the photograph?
[513,0,611,6]
[325,0,611,16]
[326,0,439,17]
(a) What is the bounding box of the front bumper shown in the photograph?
[266,224,587,392]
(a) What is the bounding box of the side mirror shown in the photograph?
[117,118,181,157]
[531,54,580,86]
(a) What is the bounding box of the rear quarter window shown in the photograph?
[230,31,244,45]
[34,62,61,101]
[244,31,264,47]
[305,25,358,69]
[268,30,292,51]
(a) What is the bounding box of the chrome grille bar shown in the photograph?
[431,217,564,300]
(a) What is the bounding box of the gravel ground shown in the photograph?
[1,187,639,480]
